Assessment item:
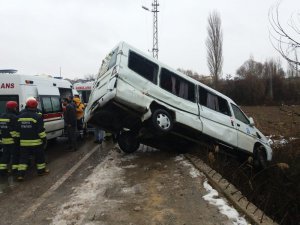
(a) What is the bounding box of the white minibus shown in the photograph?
[84,42,272,168]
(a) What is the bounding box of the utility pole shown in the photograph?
[142,0,159,59]
[152,0,159,59]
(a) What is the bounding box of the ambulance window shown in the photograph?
[0,95,18,113]
[51,97,61,112]
[42,97,52,113]
[0,101,5,114]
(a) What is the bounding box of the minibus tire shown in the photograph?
[118,131,140,153]
[254,146,267,170]
[152,109,173,132]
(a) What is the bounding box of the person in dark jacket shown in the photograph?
[0,101,19,177]
[16,98,49,181]
[62,98,77,151]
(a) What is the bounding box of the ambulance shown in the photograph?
[73,81,95,133]
[73,81,94,104]
[0,70,76,140]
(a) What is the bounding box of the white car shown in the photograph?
[85,42,272,168]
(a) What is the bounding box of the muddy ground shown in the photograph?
[211,105,300,225]
[242,105,300,138]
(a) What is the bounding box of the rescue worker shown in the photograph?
[20,97,43,116]
[0,101,19,177]
[94,127,105,144]
[62,98,77,151]
[68,95,76,109]
[73,96,85,131]
[16,98,49,181]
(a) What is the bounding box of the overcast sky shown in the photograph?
[0,0,298,79]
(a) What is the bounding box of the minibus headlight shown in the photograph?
[112,65,119,76]
[107,77,117,91]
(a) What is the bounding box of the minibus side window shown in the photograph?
[231,104,249,124]
[160,68,195,102]
[128,51,158,84]
[199,87,231,116]
[98,48,119,78]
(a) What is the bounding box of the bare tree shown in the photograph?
[236,56,263,78]
[262,58,285,100]
[287,52,300,77]
[269,2,300,69]
[84,74,96,81]
[206,11,223,89]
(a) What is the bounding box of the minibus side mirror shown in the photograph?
[249,117,255,127]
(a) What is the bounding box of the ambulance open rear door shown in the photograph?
[37,86,64,140]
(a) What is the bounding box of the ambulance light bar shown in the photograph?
[25,80,34,84]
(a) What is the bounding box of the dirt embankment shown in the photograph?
[217,105,300,225]
[242,105,300,138]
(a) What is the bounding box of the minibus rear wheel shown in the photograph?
[152,109,173,132]
[118,131,140,153]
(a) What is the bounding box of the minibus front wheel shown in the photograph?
[253,145,267,170]
[151,109,173,133]
[118,131,140,153]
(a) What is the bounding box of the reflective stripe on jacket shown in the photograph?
[17,110,46,147]
[2,137,14,144]
[0,111,18,145]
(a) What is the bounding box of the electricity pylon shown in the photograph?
[142,0,159,59]
[152,0,159,59]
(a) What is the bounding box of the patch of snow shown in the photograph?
[121,184,143,195]
[121,187,136,194]
[203,181,248,225]
[138,145,159,152]
[120,154,138,161]
[266,135,297,147]
[180,160,201,178]
[51,151,124,225]
[122,164,137,169]
[175,156,202,178]
[174,155,184,162]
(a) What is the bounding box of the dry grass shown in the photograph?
[242,106,300,225]
[242,105,300,138]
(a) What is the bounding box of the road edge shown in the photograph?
[185,154,278,225]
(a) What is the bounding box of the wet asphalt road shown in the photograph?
[0,137,248,225]
[0,136,111,225]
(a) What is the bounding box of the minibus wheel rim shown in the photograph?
[152,109,173,132]
[156,113,170,129]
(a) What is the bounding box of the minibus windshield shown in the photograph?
[97,47,119,78]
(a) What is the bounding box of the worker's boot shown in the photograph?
[38,168,50,176]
